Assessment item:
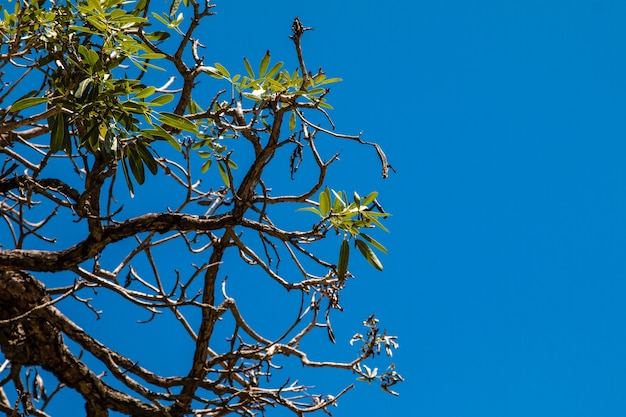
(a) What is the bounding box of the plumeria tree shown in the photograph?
[0,1,401,416]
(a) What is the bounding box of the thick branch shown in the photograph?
[0,212,234,272]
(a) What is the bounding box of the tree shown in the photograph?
[0,1,401,416]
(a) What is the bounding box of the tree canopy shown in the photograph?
[0,1,401,416]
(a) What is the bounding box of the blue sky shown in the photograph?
[7,0,626,416]
[201,1,626,416]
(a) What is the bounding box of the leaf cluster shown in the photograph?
[299,187,390,279]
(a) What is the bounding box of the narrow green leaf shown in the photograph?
[147,94,174,106]
[265,61,283,79]
[139,53,166,60]
[214,62,230,78]
[135,86,156,99]
[318,77,343,85]
[135,143,158,175]
[144,31,170,42]
[259,50,270,76]
[169,0,182,17]
[84,122,100,151]
[158,112,198,133]
[10,97,48,112]
[126,145,145,185]
[289,111,296,131]
[120,157,135,197]
[296,207,322,216]
[200,159,212,173]
[364,211,391,218]
[74,78,91,99]
[217,160,230,187]
[319,186,330,216]
[362,191,378,206]
[359,233,388,254]
[151,12,171,27]
[146,124,182,151]
[243,57,255,78]
[369,216,390,233]
[203,66,223,79]
[50,113,67,153]
[355,239,384,271]
[337,239,350,280]
[332,190,345,210]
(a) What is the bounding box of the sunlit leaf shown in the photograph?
[259,50,270,76]
[296,207,322,216]
[120,156,135,197]
[320,186,330,215]
[158,112,198,133]
[265,61,283,79]
[243,57,255,78]
[355,239,383,271]
[289,111,296,131]
[10,97,48,112]
[359,233,388,254]
[214,62,230,78]
[148,94,174,106]
[200,159,212,173]
[169,0,182,17]
[362,191,378,206]
[135,86,156,99]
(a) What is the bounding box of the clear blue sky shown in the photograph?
[29,1,626,416]
[201,1,626,416]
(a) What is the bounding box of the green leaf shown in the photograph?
[368,216,390,233]
[289,111,296,131]
[296,207,322,216]
[144,31,171,42]
[337,239,350,280]
[74,78,91,99]
[135,143,158,175]
[120,157,135,197]
[359,233,388,254]
[84,121,100,151]
[318,77,343,86]
[10,97,48,112]
[139,53,166,60]
[200,159,212,173]
[126,145,145,185]
[259,50,270,76]
[214,62,230,78]
[319,186,330,216]
[332,190,345,211]
[147,94,174,106]
[243,57,255,78]
[78,45,100,68]
[355,239,384,271]
[265,61,283,79]
[217,160,230,187]
[50,113,70,154]
[169,0,182,17]
[158,112,198,133]
[135,86,156,99]
[145,124,181,151]
[362,191,378,206]
[203,66,223,79]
